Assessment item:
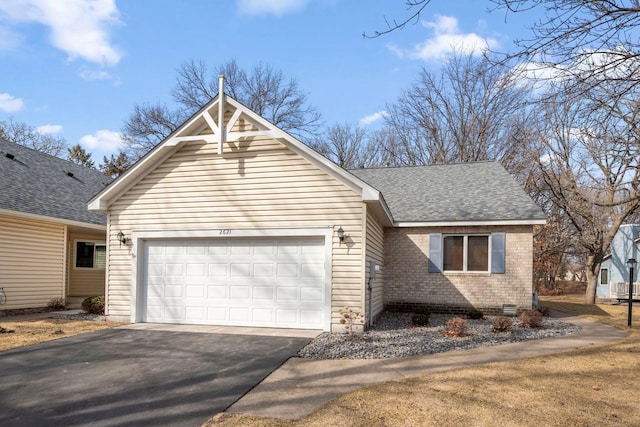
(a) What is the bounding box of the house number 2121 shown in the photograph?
[219,229,231,235]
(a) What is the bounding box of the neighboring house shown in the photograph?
[88,89,546,332]
[0,139,110,310]
[598,224,639,300]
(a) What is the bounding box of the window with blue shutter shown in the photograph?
[491,232,506,274]
[428,233,442,273]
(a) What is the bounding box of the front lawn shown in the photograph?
[207,295,640,426]
[0,317,122,351]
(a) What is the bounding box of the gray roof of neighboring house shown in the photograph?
[0,139,110,226]
[350,161,546,223]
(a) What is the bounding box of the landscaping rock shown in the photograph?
[298,312,582,360]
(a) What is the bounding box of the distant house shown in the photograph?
[88,88,546,332]
[598,224,639,300]
[0,139,110,310]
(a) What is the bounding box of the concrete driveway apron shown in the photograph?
[0,326,314,427]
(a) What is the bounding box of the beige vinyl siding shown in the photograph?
[0,213,65,309]
[364,207,385,325]
[67,232,106,297]
[107,138,365,330]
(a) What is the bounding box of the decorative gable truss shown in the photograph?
[167,93,279,155]
[89,79,393,226]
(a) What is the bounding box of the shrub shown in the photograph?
[411,313,430,326]
[519,310,543,328]
[535,306,551,317]
[443,317,468,337]
[466,308,484,320]
[339,306,364,334]
[47,298,67,311]
[415,306,431,316]
[82,296,105,315]
[492,316,513,332]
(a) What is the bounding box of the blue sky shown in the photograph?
[0,0,537,161]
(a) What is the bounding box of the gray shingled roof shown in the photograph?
[350,162,546,223]
[0,139,110,226]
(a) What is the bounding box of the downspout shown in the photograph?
[218,75,225,155]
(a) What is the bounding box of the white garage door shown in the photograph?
[141,237,327,329]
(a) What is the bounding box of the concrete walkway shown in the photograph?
[225,313,628,421]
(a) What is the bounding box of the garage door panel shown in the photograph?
[186,285,205,298]
[277,263,299,277]
[208,263,228,276]
[253,264,274,276]
[230,263,251,277]
[253,287,274,299]
[301,263,323,278]
[230,286,250,299]
[207,285,227,298]
[301,287,323,301]
[142,237,326,329]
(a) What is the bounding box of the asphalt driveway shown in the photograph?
[0,327,312,427]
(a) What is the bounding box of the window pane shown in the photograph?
[95,244,107,269]
[601,269,608,285]
[443,236,463,271]
[76,242,95,268]
[468,236,489,271]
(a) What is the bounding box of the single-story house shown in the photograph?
[88,86,546,332]
[0,139,109,311]
[598,224,639,300]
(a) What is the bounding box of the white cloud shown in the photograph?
[0,0,122,66]
[0,93,24,112]
[0,26,21,50]
[79,67,112,81]
[237,0,308,16]
[80,129,123,152]
[36,124,62,134]
[388,15,498,61]
[359,111,389,126]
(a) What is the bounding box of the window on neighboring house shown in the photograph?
[443,235,489,272]
[600,268,609,285]
[75,241,106,269]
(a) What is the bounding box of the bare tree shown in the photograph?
[0,117,67,157]
[385,52,533,165]
[122,103,185,161]
[493,0,640,98]
[530,80,640,304]
[369,1,640,100]
[311,123,371,168]
[122,59,323,162]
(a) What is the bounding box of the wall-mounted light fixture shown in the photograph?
[117,230,127,247]
[337,226,345,243]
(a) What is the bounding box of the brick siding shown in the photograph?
[383,225,534,314]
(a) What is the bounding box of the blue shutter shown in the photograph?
[428,233,442,273]
[491,232,506,274]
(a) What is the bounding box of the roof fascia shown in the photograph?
[394,219,547,227]
[0,207,106,231]
[88,97,220,211]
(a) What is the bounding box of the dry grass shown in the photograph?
[0,317,122,351]
[207,294,640,427]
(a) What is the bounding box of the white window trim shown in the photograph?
[442,234,491,273]
[74,240,106,270]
